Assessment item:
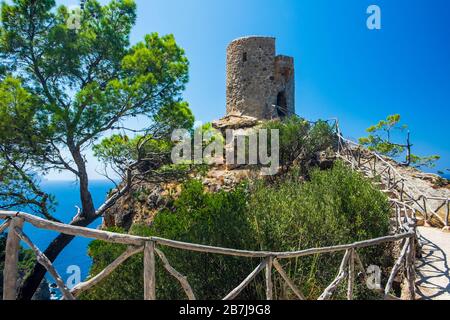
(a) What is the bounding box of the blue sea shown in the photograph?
[23,180,113,288]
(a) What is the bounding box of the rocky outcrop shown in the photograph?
[103,183,170,230]
[102,166,263,231]
[357,148,450,225]
[102,113,284,230]
[212,112,259,132]
[103,115,449,234]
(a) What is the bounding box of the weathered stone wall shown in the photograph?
[226,36,295,119]
[274,55,295,117]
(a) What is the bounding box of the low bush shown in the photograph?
[260,116,337,169]
[83,161,392,300]
[248,161,391,299]
[82,181,259,300]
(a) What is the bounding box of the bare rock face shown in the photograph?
[102,183,167,230]
[354,148,450,226]
[102,190,131,230]
[212,112,259,132]
[202,168,259,192]
[382,156,449,200]
[102,166,263,231]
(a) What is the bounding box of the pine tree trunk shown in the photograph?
[19,145,98,300]
[17,216,96,300]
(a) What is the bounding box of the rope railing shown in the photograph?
[1,210,416,301]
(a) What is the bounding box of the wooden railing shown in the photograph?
[3,119,440,300]
[1,210,416,301]
[335,122,449,229]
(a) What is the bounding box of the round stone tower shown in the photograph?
[226,36,295,120]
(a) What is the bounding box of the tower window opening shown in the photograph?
[243,52,247,62]
[276,91,288,118]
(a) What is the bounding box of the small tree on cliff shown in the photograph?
[359,114,440,169]
[0,0,191,299]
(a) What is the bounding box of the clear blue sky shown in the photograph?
[50,0,450,179]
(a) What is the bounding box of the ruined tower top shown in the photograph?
[226,36,295,120]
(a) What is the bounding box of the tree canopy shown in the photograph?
[0,0,190,218]
[0,0,193,299]
[359,114,440,169]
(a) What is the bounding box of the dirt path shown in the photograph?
[416,227,450,300]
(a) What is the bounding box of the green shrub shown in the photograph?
[82,181,260,300]
[248,161,391,299]
[80,231,143,300]
[261,117,337,169]
[83,162,391,300]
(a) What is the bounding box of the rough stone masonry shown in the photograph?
[226,36,295,120]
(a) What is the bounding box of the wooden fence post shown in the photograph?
[445,200,449,228]
[387,168,391,189]
[400,181,405,202]
[406,238,416,300]
[358,148,362,167]
[422,198,428,222]
[265,257,273,300]
[347,249,355,300]
[373,157,377,177]
[3,217,24,300]
[144,240,156,300]
[394,205,400,232]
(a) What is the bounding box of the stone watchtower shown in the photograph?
[226,36,295,120]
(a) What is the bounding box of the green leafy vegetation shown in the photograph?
[409,155,441,169]
[83,161,391,300]
[93,102,194,167]
[0,0,193,298]
[359,115,406,158]
[359,114,440,169]
[248,161,391,299]
[81,181,257,300]
[261,117,337,170]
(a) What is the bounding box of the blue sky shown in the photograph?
[49,0,450,179]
